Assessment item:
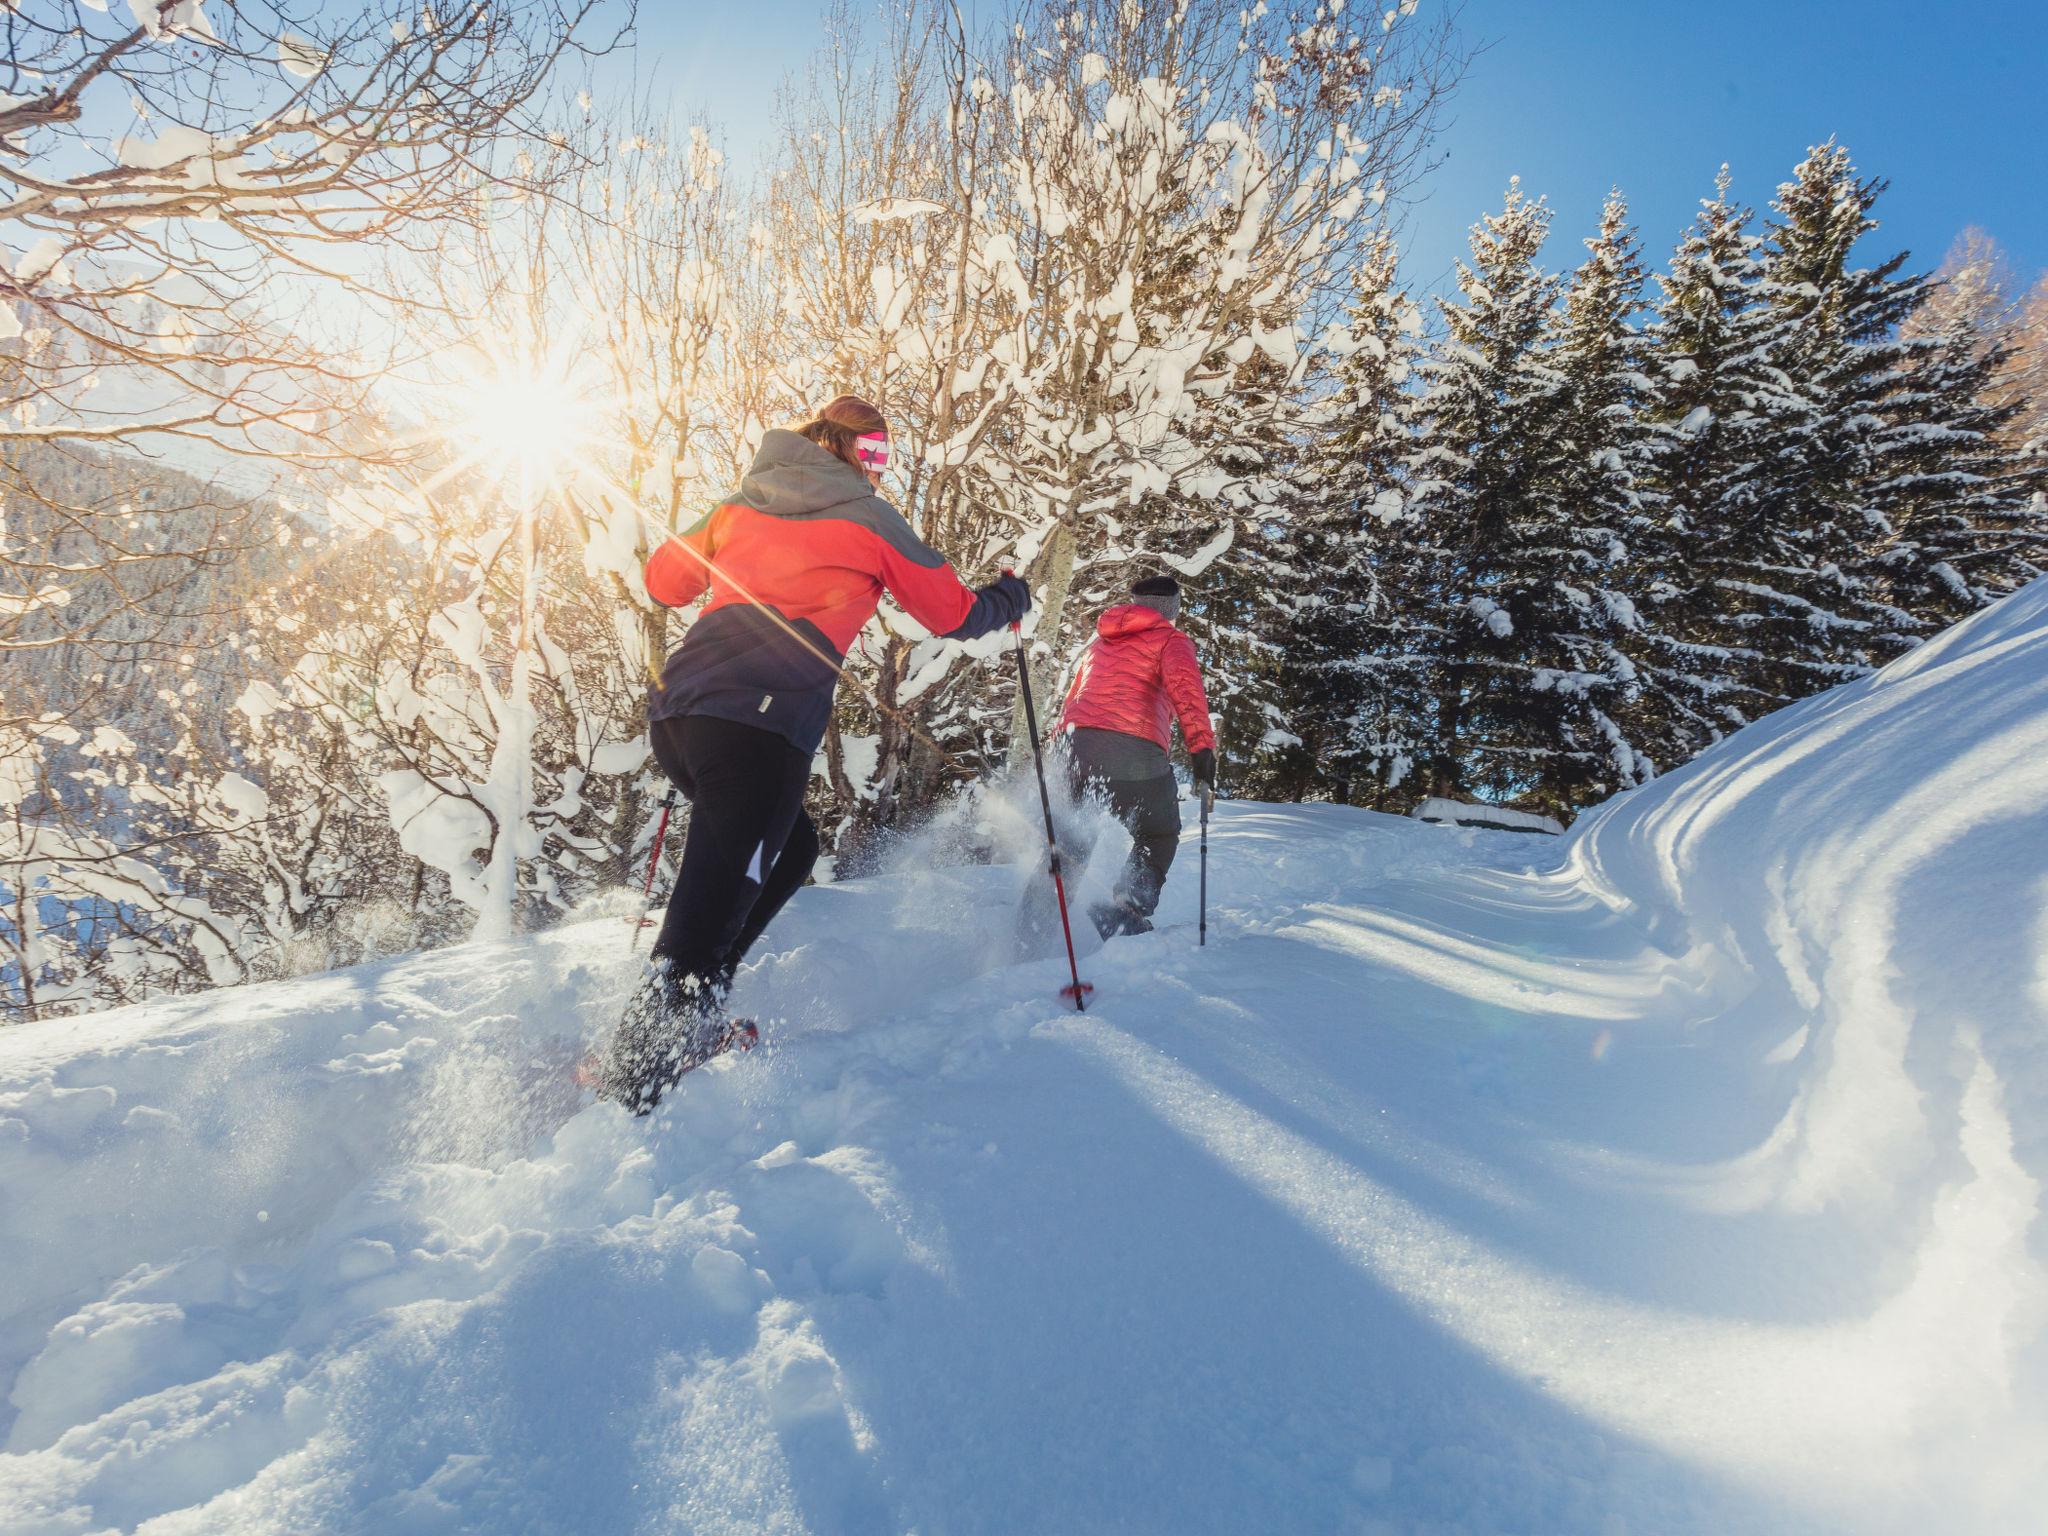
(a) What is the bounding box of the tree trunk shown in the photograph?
[1009,516,1078,767]
[837,635,912,874]
[1431,671,1466,800]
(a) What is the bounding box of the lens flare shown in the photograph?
[438,346,604,505]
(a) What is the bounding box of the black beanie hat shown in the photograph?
[1132,574,1181,599]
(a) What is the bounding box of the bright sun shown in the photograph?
[441,348,602,504]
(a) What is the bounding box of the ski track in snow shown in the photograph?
[6,583,2048,1534]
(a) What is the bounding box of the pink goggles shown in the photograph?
[855,431,891,473]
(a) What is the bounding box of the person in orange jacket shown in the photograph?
[607,394,1029,1111]
[1052,573,1216,938]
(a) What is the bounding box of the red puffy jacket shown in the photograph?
[1055,603,1216,755]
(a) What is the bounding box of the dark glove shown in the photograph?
[1190,747,1216,788]
[943,572,1032,640]
[994,572,1032,619]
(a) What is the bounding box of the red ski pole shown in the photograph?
[628,787,679,952]
[1008,592,1092,1011]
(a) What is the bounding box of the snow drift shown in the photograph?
[4,580,2047,1534]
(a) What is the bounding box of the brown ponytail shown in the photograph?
[795,393,887,473]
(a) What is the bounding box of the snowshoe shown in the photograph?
[1089,899,1155,940]
[595,961,759,1116]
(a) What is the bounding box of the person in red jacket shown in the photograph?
[603,394,1029,1113]
[1053,573,1216,938]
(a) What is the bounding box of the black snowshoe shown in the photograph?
[1089,898,1154,940]
[594,960,758,1115]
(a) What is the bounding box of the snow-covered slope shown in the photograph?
[5,582,2048,1535]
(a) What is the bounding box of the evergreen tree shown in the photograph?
[1643,166,1821,742]
[1865,232,2048,633]
[1284,234,1431,806]
[1176,352,1312,798]
[1403,181,1641,817]
[1542,190,1658,781]
[1756,141,1926,668]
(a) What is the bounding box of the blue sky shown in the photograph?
[630,0,2046,298]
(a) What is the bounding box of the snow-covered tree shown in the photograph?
[1539,189,1657,782]
[361,105,744,938]
[0,528,432,1020]
[1280,234,1429,803]
[1,1,621,1017]
[1169,352,1312,798]
[961,0,1463,762]
[736,0,1468,855]
[1864,229,2047,634]
[1403,181,1641,816]
[1,721,249,1018]
[1,0,616,669]
[1640,166,1819,744]
[1751,142,1925,670]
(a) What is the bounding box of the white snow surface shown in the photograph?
[7,579,2048,1533]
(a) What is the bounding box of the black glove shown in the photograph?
[943,572,1032,640]
[1190,747,1216,788]
[992,572,1031,620]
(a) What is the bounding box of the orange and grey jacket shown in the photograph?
[644,429,1024,752]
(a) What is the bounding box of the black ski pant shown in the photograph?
[1065,761,1181,920]
[649,713,819,1000]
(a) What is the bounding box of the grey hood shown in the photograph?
[730,426,946,568]
[737,428,884,520]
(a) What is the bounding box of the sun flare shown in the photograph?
[440,348,603,504]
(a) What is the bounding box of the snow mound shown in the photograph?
[1569,572,2048,1223]
[4,581,2047,1534]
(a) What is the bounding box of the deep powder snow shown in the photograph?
[5,581,2048,1534]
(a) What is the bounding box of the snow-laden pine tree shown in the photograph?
[1167,350,1312,799]
[1864,231,2047,633]
[1403,181,1641,816]
[1642,166,1819,743]
[1540,190,1658,784]
[1282,235,1431,804]
[1755,142,1926,669]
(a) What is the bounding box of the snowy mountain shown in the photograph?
[5,579,2047,1534]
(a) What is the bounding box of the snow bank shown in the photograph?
[1568,573,2048,1224]
[4,581,2047,1533]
